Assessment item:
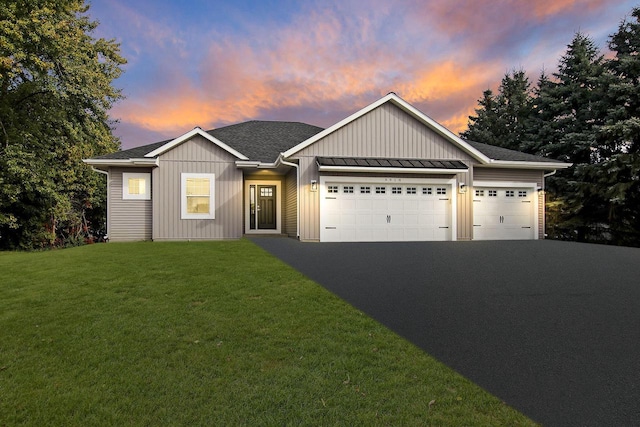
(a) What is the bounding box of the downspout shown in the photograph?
[543,170,557,178]
[91,167,110,241]
[279,156,300,239]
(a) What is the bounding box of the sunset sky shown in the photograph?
[88,0,637,149]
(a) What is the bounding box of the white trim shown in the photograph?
[181,173,215,220]
[122,172,151,200]
[319,175,457,242]
[244,180,282,234]
[317,165,467,174]
[479,160,571,170]
[146,127,249,160]
[282,93,490,163]
[83,158,159,167]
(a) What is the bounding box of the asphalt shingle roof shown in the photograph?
[92,121,563,165]
[464,139,561,163]
[93,121,324,163]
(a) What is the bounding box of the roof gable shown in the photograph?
[145,127,249,160]
[282,92,490,163]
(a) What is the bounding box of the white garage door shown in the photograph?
[320,179,453,242]
[472,186,537,240]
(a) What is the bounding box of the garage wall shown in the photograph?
[291,102,477,241]
[472,167,545,239]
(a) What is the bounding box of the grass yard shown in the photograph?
[0,240,536,426]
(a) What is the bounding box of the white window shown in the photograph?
[406,187,417,195]
[436,187,447,195]
[475,189,484,197]
[506,190,515,197]
[375,186,386,194]
[360,186,371,194]
[519,190,528,197]
[422,187,432,195]
[181,173,215,219]
[392,186,402,194]
[488,190,497,197]
[122,172,151,200]
[343,186,354,194]
[328,185,339,193]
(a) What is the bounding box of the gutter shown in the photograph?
[278,156,300,239]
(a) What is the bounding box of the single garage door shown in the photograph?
[320,180,453,242]
[472,186,536,240]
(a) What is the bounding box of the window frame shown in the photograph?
[181,173,215,220]
[122,172,151,200]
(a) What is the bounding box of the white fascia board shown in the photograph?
[235,160,280,169]
[283,93,491,164]
[317,165,467,174]
[145,127,249,160]
[478,160,572,170]
[83,158,159,167]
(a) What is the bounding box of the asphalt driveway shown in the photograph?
[250,238,640,427]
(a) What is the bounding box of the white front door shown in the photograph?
[320,177,455,242]
[472,186,537,240]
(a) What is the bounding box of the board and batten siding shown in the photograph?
[290,102,476,241]
[472,167,545,239]
[284,169,297,237]
[152,135,243,240]
[108,167,153,241]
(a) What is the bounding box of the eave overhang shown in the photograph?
[477,160,573,170]
[82,158,159,169]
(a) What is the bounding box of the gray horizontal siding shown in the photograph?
[109,167,153,241]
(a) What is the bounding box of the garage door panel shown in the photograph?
[473,187,535,240]
[321,181,452,242]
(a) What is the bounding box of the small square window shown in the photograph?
[488,190,497,197]
[328,185,339,193]
[122,172,151,200]
[436,187,447,195]
[475,189,485,197]
[518,190,527,197]
[343,186,354,194]
[406,187,417,194]
[360,186,371,194]
[375,186,386,194]
[506,190,515,197]
[422,187,432,195]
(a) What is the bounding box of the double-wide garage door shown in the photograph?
[320,179,453,242]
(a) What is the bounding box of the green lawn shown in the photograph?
[0,240,536,426]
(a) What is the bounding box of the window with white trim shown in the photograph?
[475,189,484,197]
[375,186,386,194]
[406,187,417,194]
[181,173,215,219]
[506,190,515,197]
[488,190,497,197]
[518,190,527,197]
[422,187,432,195]
[343,186,354,194]
[436,187,447,195]
[392,186,402,194]
[328,185,339,193]
[360,186,371,194]
[122,172,151,200]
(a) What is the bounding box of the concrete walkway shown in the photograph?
[250,238,640,426]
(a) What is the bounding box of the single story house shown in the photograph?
[84,93,570,242]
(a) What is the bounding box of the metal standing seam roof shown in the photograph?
[316,157,469,170]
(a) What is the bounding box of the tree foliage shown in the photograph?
[0,0,125,249]
[462,8,640,246]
